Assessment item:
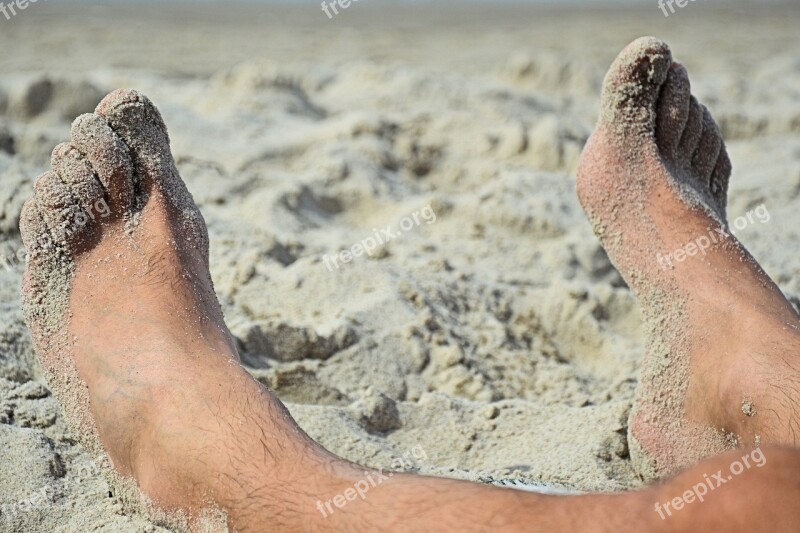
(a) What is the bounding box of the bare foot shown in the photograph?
[577,38,800,480]
[20,90,345,529]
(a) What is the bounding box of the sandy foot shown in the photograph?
[19,90,335,530]
[577,37,800,480]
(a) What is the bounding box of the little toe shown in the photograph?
[33,171,93,249]
[71,113,134,212]
[710,148,732,207]
[656,62,692,157]
[19,198,52,260]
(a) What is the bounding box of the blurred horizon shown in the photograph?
[49,0,800,5]
[2,0,796,75]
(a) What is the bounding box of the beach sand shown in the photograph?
[1,3,799,530]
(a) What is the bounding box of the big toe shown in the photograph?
[95,89,177,198]
[97,89,209,256]
[600,37,673,135]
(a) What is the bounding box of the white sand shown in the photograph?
[1,4,799,531]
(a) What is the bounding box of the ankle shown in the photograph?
[712,323,800,442]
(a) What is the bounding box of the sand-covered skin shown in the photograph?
[579,33,800,482]
[1,4,800,531]
[577,36,743,480]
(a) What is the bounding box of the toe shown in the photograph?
[95,90,208,255]
[33,171,92,249]
[95,89,177,196]
[710,148,732,205]
[677,97,704,160]
[600,36,673,133]
[691,107,723,182]
[20,198,54,260]
[19,197,71,329]
[71,113,134,212]
[51,143,111,222]
[656,62,691,157]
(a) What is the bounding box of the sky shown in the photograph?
[56,0,798,5]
